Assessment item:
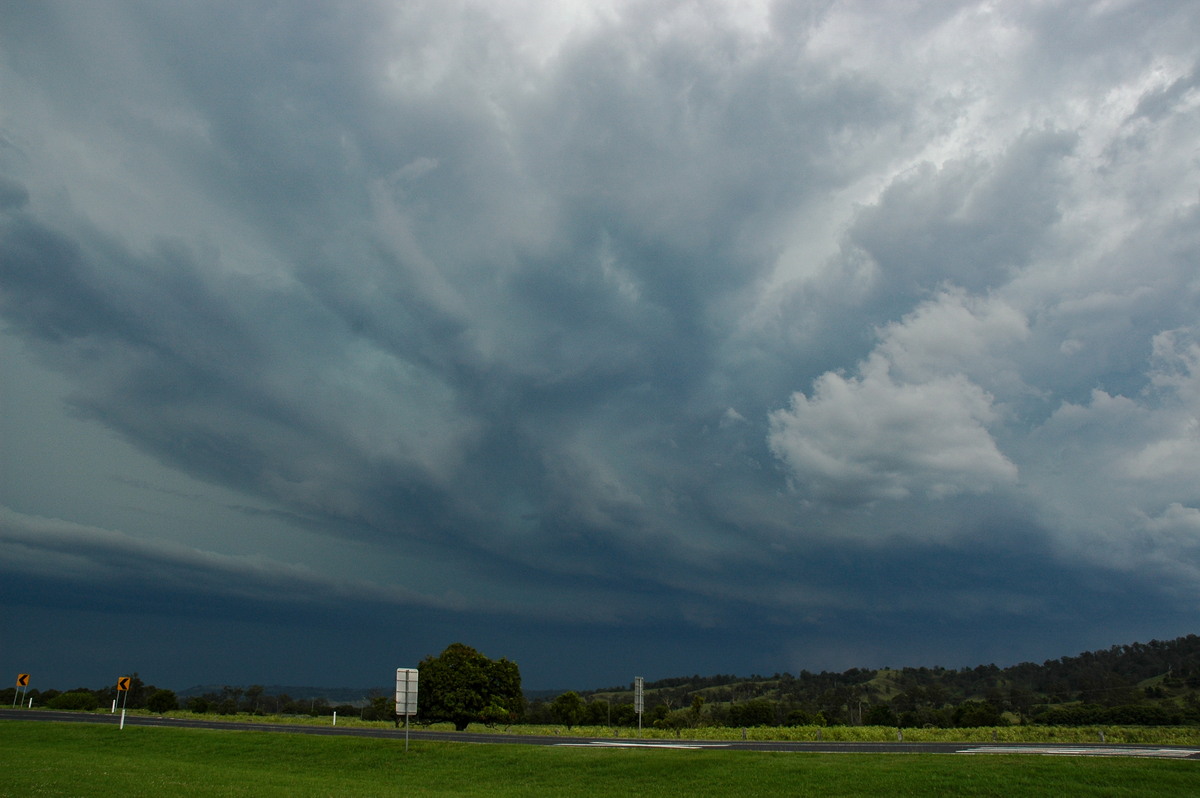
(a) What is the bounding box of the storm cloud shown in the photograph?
[2,0,1199,688]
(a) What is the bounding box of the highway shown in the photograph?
[3,709,1198,758]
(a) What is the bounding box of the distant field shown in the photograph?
[2,720,1197,797]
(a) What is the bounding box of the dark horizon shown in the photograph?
[14,630,1197,700]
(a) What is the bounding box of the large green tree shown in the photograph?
[417,643,524,731]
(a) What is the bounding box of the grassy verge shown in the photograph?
[97,708,1200,746]
[1,719,1196,797]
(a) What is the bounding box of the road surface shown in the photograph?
[3,709,1197,758]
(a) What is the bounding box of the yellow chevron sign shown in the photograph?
[16,674,29,687]
[116,676,131,691]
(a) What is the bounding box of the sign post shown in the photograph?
[395,668,419,752]
[116,676,131,729]
[14,674,30,708]
[634,676,644,738]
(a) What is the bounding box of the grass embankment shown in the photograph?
[2,720,1197,798]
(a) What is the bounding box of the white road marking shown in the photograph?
[555,741,730,750]
[958,746,1200,759]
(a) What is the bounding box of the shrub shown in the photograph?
[1034,703,1184,726]
[953,701,1007,728]
[728,699,776,727]
[146,689,178,714]
[47,691,99,711]
[362,695,398,723]
[865,705,898,726]
[785,709,825,726]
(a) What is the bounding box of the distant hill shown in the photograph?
[562,633,1200,727]
[175,684,388,706]
[582,634,1200,697]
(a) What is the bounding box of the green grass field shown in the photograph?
[2,720,1198,797]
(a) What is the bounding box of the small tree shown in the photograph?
[654,709,690,737]
[124,673,147,709]
[220,685,244,711]
[364,695,398,724]
[953,700,1007,728]
[728,699,774,727]
[146,689,178,714]
[583,699,609,726]
[611,703,637,727]
[479,703,514,728]
[864,704,897,726]
[243,685,265,714]
[550,691,585,729]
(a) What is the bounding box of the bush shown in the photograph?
[953,701,1008,728]
[728,699,776,727]
[865,705,898,726]
[47,691,99,711]
[1033,703,1185,726]
[362,696,398,723]
[785,709,826,726]
[146,689,178,714]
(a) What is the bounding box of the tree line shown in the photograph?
[567,634,1200,730]
[3,673,180,715]
[1,674,395,719]
[9,634,1200,730]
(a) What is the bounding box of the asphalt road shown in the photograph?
[3,708,1198,759]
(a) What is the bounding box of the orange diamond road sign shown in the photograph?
[16,674,30,687]
[116,676,131,691]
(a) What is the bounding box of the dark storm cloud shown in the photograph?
[2,1,1200,687]
[0,509,449,613]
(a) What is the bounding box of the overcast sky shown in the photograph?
[2,0,1199,692]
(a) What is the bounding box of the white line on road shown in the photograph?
[555,741,731,750]
[958,746,1200,759]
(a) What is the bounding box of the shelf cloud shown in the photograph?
[2,1,1198,688]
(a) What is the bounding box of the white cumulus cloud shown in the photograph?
[769,349,1017,505]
